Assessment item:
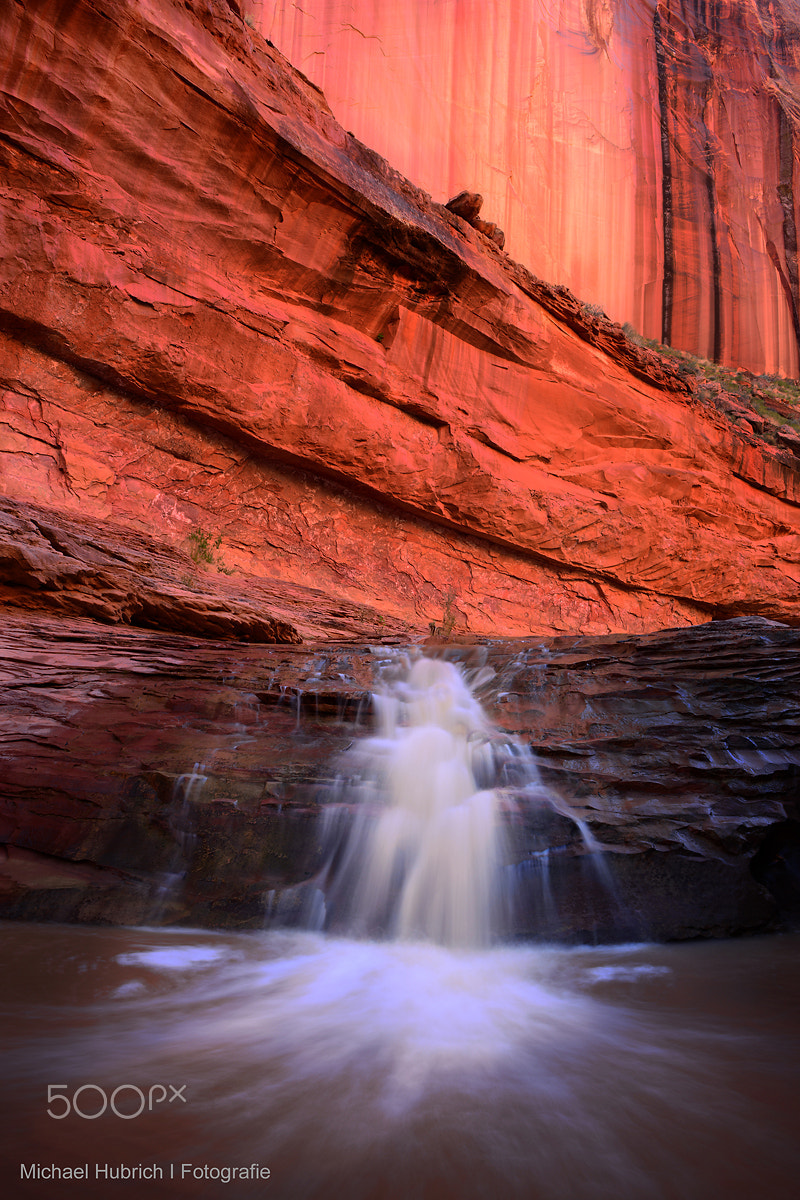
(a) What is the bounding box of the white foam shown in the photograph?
[116,946,227,970]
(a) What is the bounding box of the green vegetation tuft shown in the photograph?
[622,326,800,444]
[187,529,235,575]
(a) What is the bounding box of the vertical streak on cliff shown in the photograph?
[703,154,722,364]
[777,103,800,357]
[653,4,674,346]
[696,0,722,364]
[703,106,722,364]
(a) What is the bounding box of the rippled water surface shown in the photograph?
[2,922,799,1199]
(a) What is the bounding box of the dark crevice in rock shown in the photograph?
[777,102,800,355]
[702,98,723,364]
[0,307,185,415]
[654,4,675,347]
[765,233,800,338]
[750,819,800,916]
[256,689,370,721]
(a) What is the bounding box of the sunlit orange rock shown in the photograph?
[0,0,798,641]
[256,0,800,376]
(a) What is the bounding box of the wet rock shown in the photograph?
[0,613,797,940]
[750,820,800,916]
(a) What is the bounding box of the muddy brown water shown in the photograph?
[1,921,799,1200]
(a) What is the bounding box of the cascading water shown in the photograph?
[150,762,206,918]
[318,656,506,947]
[276,653,591,947]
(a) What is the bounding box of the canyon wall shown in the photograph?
[1,0,799,941]
[0,0,798,640]
[256,0,800,376]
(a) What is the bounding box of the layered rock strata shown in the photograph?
[0,497,415,643]
[0,0,799,639]
[0,613,797,940]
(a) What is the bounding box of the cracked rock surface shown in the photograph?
[0,0,798,638]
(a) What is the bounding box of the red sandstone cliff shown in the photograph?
[258,0,800,377]
[0,0,798,639]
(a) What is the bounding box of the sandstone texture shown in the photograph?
[0,0,799,942]
[0,496,415,644]
[0,613,797,940]
[0,0,798,640]
[260,0,800,377]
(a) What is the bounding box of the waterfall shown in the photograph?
[279,653,581,948]
[151,761,206,918]
[321,657,504,947]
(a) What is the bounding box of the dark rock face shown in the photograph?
[470,618,800,939]
[750,819,800,915]
[1,613,797,941]
[0,613,377,927]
